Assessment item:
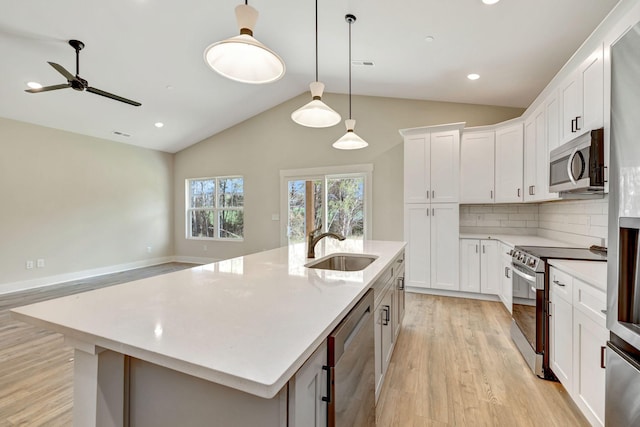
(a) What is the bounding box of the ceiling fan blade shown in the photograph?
[48,62,74,81]
[86,87,141,107]
[25,83,70,93]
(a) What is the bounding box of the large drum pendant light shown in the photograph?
[333,14,368,150]
[204,2,285,84]
[291,0,341,127]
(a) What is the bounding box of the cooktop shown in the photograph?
[514,245,608,262]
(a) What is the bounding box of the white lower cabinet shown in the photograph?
[549,266,607,427]
[405,203,459,291]
[289,341,328,427]
[459,239,499,295]
[499,243,513,313]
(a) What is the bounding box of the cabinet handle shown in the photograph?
[601,309,607,315]
[576,116,581,131]
[482,245,486,254]
[476,244,479,254]
[571,118,576,133]
[432,208,435,216]
[490,190,493,199]
[398,277,405,290]
[426,209,430,217]
[601,346,606,369]
[382,305,390,325]
[426,189,430,199]
[505,266,511,278]
[322,365,332,402]
[432,190,435,199]
[517,188,521,197]
[552,279,565,287]
[548,300,553,317]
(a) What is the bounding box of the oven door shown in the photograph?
[510,263,545,377]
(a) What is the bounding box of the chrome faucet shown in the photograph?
[307,225,345,258]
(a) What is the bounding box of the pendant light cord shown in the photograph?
[315,0,318,82]
[348,17,352,120]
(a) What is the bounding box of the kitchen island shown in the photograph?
[11,239,405,427]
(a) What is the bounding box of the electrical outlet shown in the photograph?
[26,260,34,270]
[36,258,45,268]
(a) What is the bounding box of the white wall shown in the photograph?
[0,117,175,291]
[174,92,524,261]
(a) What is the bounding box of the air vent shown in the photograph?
[113,131,131,137]
[352,60,375,67]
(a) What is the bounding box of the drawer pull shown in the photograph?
[553,279,565,287]
[601,309,607,315]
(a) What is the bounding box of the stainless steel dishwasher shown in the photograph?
[326,288,375,427]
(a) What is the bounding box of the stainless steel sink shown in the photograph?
[305,253,377,271]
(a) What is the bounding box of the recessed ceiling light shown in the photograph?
[425,36,435,42]
[154,122,164,128]
[27,81,42,89]
[482,0,500,4]
[467,73,480,80]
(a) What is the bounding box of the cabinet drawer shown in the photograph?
[573,278,606,328]
[550,267,573,303]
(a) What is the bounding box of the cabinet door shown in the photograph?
[404,205,430,289]
[394,275,404,338]
[560,72,582,144]
[381,288,394,375]
[404,135,430,203]
[523,115,537,202]
[499,246,513,314]
[290,341,328,427]
[430,204,459,291]
[430,130,459,203]
[480,240,500,295]
[374,301,382,400]
[460,239,481,293]
[460,131,495,203]
[495,123,524,203]
[550,290,573,391]
[580,44,604,133]
[546,91,560,153]
[573,309,607,427]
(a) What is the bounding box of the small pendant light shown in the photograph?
[291,0,341,127]
[333,14,368,150]
[204,1,285,84]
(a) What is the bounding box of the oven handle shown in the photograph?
[511,265,537,283]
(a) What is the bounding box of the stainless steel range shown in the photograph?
[509,245,607,379]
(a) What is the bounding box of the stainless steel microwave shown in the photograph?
[549,128,605,194]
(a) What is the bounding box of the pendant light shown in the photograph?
[333,14,368,150]
[290,0,341,128]
[203,1,285,84]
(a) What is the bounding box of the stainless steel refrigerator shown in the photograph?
[606,19,640,426]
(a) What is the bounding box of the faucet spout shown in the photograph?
[307,226,346,258]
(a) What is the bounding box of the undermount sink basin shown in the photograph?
[305,253,378,271]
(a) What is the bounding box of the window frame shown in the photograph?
[279,164,373,246]
[185,175,244,242]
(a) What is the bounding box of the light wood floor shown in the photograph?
[1,268,588,426]
[376,293,588,426]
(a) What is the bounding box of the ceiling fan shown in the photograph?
[25,39,141,107]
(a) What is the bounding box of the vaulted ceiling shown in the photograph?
[0,0,619,152]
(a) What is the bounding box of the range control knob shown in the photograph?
[518,254,525,262]
[528,258,537,267]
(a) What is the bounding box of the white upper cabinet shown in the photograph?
[524,104,559,202]
[460,131,495,203]
[546,91,561,153]
[402,124,463,204]
[495,122,524,203]
[403,134,430,203]
[560,44,604,144]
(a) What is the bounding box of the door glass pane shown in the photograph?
[287,179,323,243]
[326,177,364,240]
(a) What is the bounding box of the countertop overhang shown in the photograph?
[11,240,406,399]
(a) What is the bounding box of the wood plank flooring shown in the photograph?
[376,293,589,426]
[1,267,588,426]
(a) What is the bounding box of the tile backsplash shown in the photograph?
[460,196,609,247]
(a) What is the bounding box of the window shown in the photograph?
[280,165,372,246]
[187,176,244,240]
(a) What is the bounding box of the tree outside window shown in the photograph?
[187,176,243,240]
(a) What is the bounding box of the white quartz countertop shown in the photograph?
[459,233,574,248]
[11,239,405,399]
[548,259,608,291]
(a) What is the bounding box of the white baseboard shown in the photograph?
[406,286,501,302]
[0,256,181,296]
[173,256,219,265]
